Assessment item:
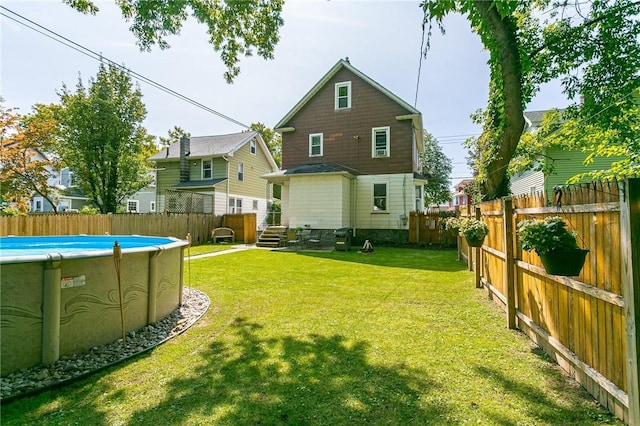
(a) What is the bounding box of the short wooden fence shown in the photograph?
[460,179,639,425]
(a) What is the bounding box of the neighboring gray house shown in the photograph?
[123,171,157,213]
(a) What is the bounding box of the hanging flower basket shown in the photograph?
[465,235,485,247]
[539,248,589,276]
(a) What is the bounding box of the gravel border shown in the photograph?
[0,288,210,403]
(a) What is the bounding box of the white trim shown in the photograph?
[127,199,140,213]
[309,133,323,157]
[335,81,351,110]
[372,127,390,158]
[201,159,212,179]
[237,162,244,182]
[372,181,388,212]
[250,140,256,155]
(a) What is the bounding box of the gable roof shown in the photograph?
[524,109,564,132]
[148,131,278,170]
[274,59,421,130]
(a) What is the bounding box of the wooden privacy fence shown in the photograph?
[408,210,458,246]
[462,179,639,425]
[223,213,257,243]
[0,213,222,246]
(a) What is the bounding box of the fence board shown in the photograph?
[463,178,633,423]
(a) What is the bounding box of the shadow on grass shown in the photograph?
[127,317,448,424]
[293,247,468,273]
[473,365,616,425]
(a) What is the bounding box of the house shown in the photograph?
[148,131,279,224]
[264,58,426,244]
[123,171,157,213]
[510,110,624,198]
[448,179,473,211]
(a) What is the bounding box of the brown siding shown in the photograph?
[281,68,416,175]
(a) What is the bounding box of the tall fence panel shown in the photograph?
[408,210,458,246]
[0,213,220,246]
[223,213,257,243]
[461,179,638,424]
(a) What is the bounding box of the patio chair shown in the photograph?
[307,229,321,248]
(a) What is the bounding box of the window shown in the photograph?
[237,162,244,182]
[68,171,76,187]
[415,186,423,211]
[253,200,258,210]
[229,198,242,214]
[373,183,388,212]
[372,127,390,157]
[33,197,43,212]
[335,81,351,110]
[250,140,256,155]
[150,201,156,213]
[309,133,323,157]
[202,159,212,179]
[127,200,139,213]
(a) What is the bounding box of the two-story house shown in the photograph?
[264,58,426,244]
[448,179,473,211]
[148,131,279,223]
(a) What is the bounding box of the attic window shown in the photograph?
[250,140,256,155]
[335,81,351,110]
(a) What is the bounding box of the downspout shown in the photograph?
[223,155,230,214]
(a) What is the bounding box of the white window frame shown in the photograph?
[33,197,44,212]
[372,182,388,212]
[253,200,259,210]
[237,162,244,182]
[335,81,351,110]
[415,185,423,211]
[150,201,156,213]
[229,197,243,214]
[127,200,139,213]
[202,159,212,179]
[250,140,256,155]
[372,127,390,158]
[309,133,323,157]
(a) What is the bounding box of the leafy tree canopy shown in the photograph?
[158,126,191,148]
[250,122,281,167]
[0,102,64,214]
[64,0,284,83]
[56,62,157,213]
[421,0,640,200]
[419,132,453,206]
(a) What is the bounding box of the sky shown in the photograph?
[1,0,572,186]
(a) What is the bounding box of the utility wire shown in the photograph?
[0,6,251,130]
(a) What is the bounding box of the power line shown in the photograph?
[0,6,251,130]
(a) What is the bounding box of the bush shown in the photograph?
[516,216,579,255]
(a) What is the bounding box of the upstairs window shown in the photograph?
[250,140,256,155]
[202,159,212,179]
[372,127,390,158]
[335,81,351,110]
[127,200,139,213]
[309,133,323,157]
[237,162,244,182]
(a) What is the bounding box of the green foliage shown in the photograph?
[422,0,640,200]
[78,205,100,215]
[419,132,453,206]
[56,63,156,214]
[250,122,281,167]
[516,216,579,255]
[66,0,284,83]
[458,218,489,240]
[158,126,190,148]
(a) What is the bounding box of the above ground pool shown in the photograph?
[0,234,189,376]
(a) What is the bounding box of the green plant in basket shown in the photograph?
[516,216,578,256]
[443,217,462,234]
[459,218,489,240]
[516,216,588,276]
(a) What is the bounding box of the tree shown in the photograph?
[57,63,157,213]
[419,132,453,206]
[421,0,640,199]
[0,102,64,214]
[65,0,284,83]
[158,126,190,148]
[250,122,281,167]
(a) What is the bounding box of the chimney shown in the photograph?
[180,135,190,182]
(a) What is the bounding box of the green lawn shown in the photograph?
[1,248,619,425]
[184,243,243,257]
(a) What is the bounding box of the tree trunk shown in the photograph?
[473,1,525,200]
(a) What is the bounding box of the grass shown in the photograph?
[1,248,619,425]
[184,243,243,257]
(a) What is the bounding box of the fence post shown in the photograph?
[621,178,640,425]
[503,197,516,329]
[475,206,482,288]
